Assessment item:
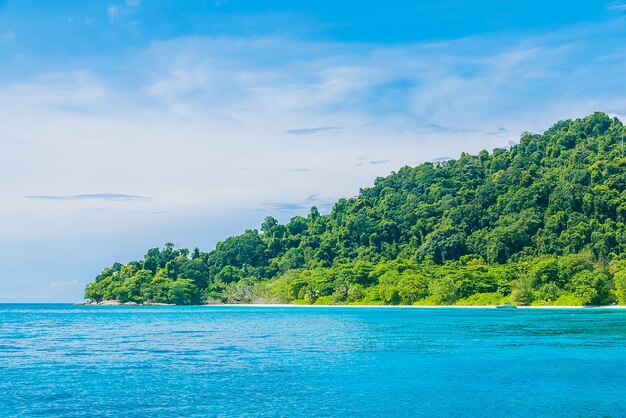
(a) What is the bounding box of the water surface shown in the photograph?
[1,304,625,417]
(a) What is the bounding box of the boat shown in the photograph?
[496,302,517,310]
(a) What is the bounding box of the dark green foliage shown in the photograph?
[85,113,626,305]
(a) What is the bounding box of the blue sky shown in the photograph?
[1,1,626,301]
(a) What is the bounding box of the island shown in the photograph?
[83,112,626,307]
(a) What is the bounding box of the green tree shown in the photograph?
[512,276,535,305]
[168,279,200,305]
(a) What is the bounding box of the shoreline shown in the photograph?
[210,304,626,309]
[73,301,626,309]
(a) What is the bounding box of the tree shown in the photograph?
[168,279,200,305]
[512,277,535,305]
[614,269,626,304]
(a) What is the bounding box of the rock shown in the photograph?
[97,300,122,306]
[77,300,175,306]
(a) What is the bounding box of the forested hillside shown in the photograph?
[85,112,626,306]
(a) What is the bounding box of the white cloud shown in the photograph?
[107,4,121,23]
[25,194,151,201]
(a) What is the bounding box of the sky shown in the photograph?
[2,1,626,302]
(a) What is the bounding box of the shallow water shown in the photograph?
[1,304,625,417]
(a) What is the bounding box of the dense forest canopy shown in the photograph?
[85,112,626,306]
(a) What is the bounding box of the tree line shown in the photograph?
[85,112,626,305]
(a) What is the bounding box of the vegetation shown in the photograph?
[85,112,626,306]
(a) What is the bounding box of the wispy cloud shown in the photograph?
[135,24,626,143]
[25,194,151,201]
[264,193,334,213]
[285,126,340,136]
[79,207,111,213]
[107,5,121,23]
[356,155,390,166]
[608,1,626,11]
[417,124,479,134]
[268,202,307,211]
[282,167,310,172]
[485,127,509,135]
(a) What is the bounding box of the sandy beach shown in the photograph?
[75,301,626,309]
[206,303,626,309]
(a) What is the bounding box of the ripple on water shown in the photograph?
[1,305,626,417]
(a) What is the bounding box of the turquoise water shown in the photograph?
[1,305,625,417]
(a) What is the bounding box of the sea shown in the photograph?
[1,304,625,417]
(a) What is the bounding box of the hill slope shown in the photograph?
[85,112,626,306]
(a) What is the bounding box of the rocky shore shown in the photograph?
[74,300,174,306]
